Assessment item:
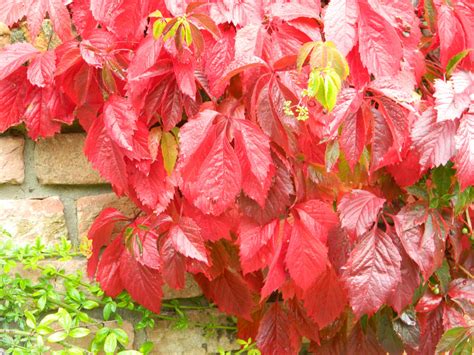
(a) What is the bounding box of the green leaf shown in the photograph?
[454,186,474,215]
[112,328,129,346]
[58,309,72,332]
[393,310,420,349]
[436,327,468,353]
[161,131,179,175]
[67,288,81,302]
[103,303,114,321]
[104,333,118,353]
[37,295,47,310]
[375,310,403,354]
[454,337,472,355]
[153,20,166,39]
[36,325,54,335]
[431,164,455,208]
[94,327,110,343]
[117,351,142,355]
[69,327,91,339]
[446,50,472,76]
[434,260,451,294]
[139,341,154,354]
[82,300,99,310]
[47,331,68,343]
[25,310,36,329]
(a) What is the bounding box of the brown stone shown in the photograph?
[35,133,106,185]
[145,309,238,354]
[76,193,140,238]
[0,136,24,184]
[0,197,67,245]
[163,274,203,300]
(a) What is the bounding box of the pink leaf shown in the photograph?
[27,51,56,87]
[0,42,39,80]
[323,0,359,56]
[169,217,208,264]
[338,189,386,238]
[343,227,401,317]
[454,112,474,189]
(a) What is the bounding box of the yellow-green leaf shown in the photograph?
[161,131,178,175]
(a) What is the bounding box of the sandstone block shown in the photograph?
[76,193,139,238]
[0,136,24,184]
[145,309,238,354]
[35,133,106,185]
[0,197,67,245]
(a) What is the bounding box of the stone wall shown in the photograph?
[0,133,236,353]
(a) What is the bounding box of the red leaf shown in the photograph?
[103,95,138,151]
[0,67,27,132]
[181,121,242,215]
[23,85,64,139]
[303,266,347,328]
[204,27,235,97]
[387,232,421,314]
[357,0,402,77]
[286,217,328,291]
[411,108,456,170]
[238,218,278,274]
[287,299,320,344]
[256,302,301,355]
[240,153,294,225]
[120,249,163,314]
[433,71,472,122]
[233,118,274,206]
[337,190,386,238]
[416,305,444,355]
[415,291,443,313]
[169,217,208,264]
[448,278,474,313]
[47,0,74,41]
[173,59,196,98]
[0,42,39,80]
[96,237,125,297]
[27,51,56,87]
[454,112,474,189]
[261,227,289,299]
[128,158,175,215]
[160,237,186,289]
[438,4,467,68]
[343,228,401,317]
[204,269,254,320]
[340,108,367,170]
[394,205,447,280]
[84,116,129,195]
[86,208,128,279]
[323,0,359,56]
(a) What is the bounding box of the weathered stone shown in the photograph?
[146,309,238,354]
[0,136,24,184]
[13,258,88,292]
[163,274,203,300]
[35,133,106,185]
[76,193,139,238]
[0,197,67,245]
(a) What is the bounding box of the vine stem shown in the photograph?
[0,329,32,336]
[458,265,474,279]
